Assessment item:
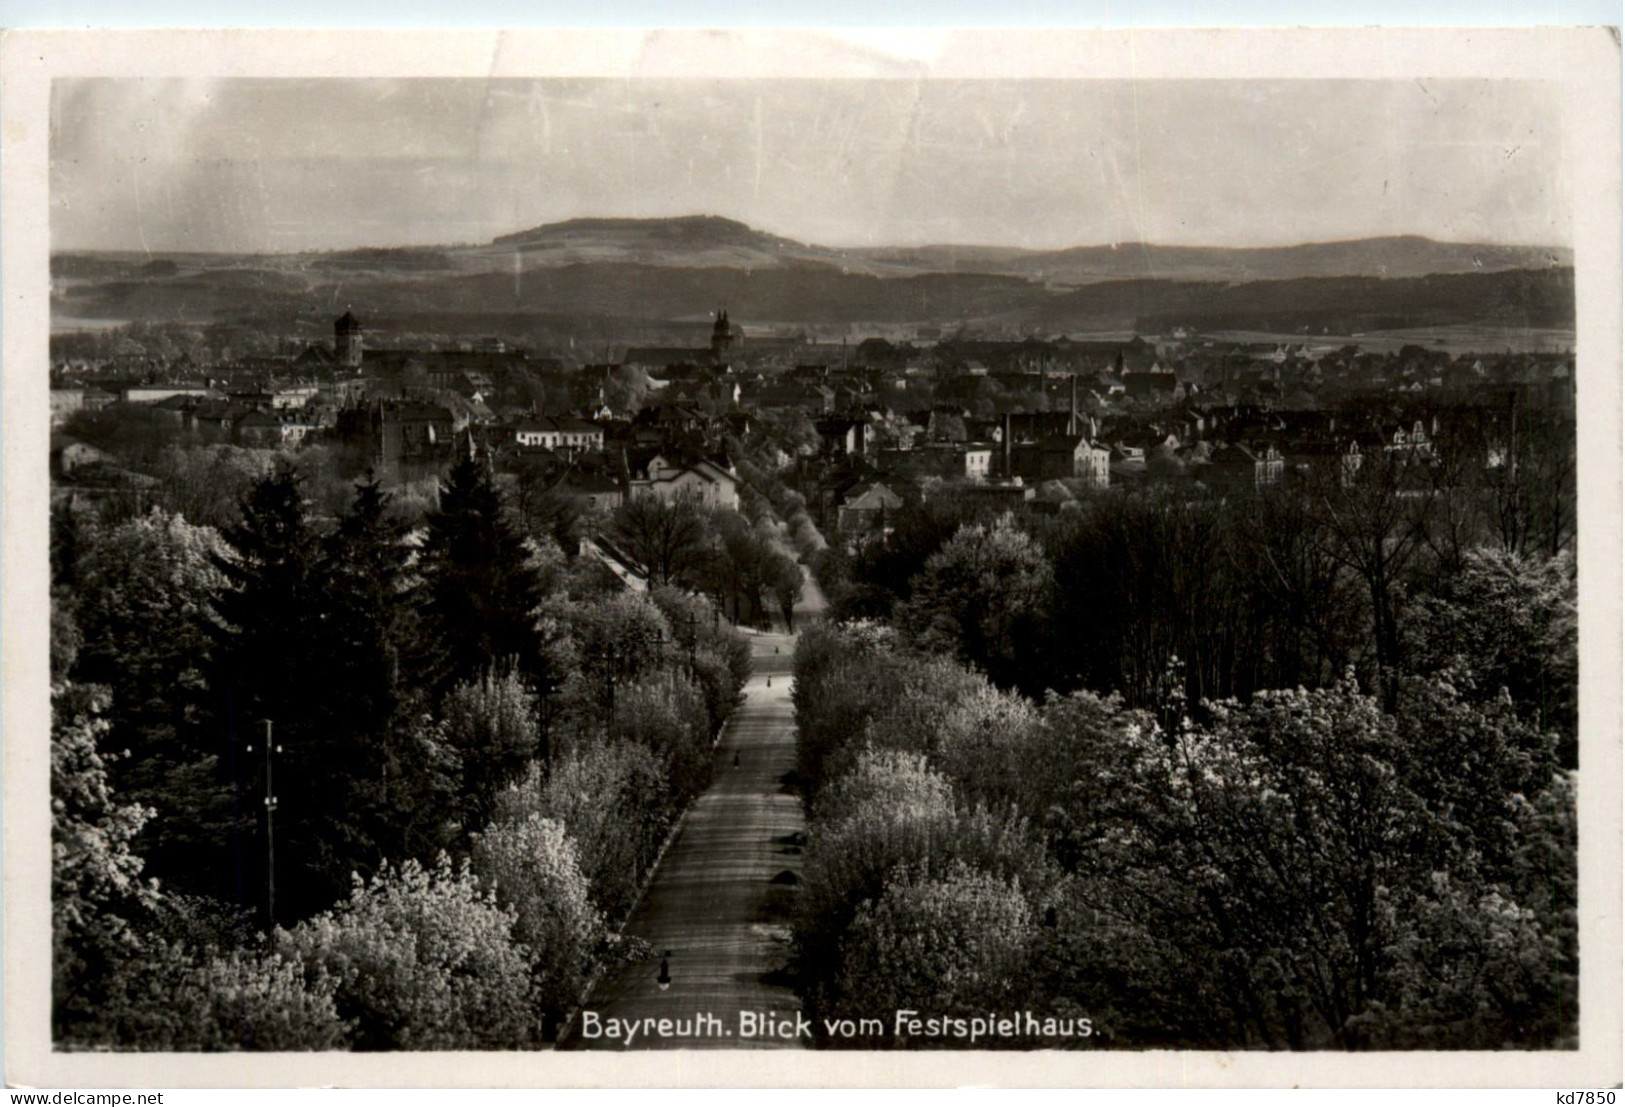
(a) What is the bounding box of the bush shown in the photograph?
[439,667,540,835]
[795,751,957,1000]
[497,741,672,919]
[791,620,901,795]
[613,671,713,805]
[832,863,1034,1028]
[281,856,536,1050]
[473,814,602,1031]
[72,939,349,1052]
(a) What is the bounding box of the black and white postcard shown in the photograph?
[2,26,1619,1089]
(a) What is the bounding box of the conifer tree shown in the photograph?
[209,463,343,921]
[316,475,439,870]
[418,456,546,692]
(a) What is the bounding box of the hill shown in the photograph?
[860,236,1570,284]
[49,217,1574,337]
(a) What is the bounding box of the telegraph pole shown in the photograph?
[247,719,281,926]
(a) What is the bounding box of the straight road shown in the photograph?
[561,569,824,1050]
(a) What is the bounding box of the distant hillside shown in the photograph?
[49,215,1575,336]
[478,215,856,273]
[53,251,1575,336]
[474,218,1570,283]
[852,236,1571,284]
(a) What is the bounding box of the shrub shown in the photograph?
[74,939,348,1052]
[473,814,602,1031]
[497,741,672,919]
[832,863,1034,1026]
[281,856,536,1050]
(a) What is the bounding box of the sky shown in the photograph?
[49,77,1570,254]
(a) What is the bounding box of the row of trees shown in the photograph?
[52,455,752,1049]
[791,586,1577,1048]
[607,493,804,631]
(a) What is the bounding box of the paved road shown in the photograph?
[562,570,825,1050]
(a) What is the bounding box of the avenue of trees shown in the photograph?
[794,442,1578,1049]
[52,456,752,1050]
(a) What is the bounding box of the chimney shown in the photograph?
[1069,373,1078,438]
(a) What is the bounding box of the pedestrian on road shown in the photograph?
[767,675,772,687]
[658,952,672,991]
[733,750,741,769]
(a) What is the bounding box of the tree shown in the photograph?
[790,620,904,795]
[418,457,546,692]
[833,863,1034,1030]
[1402,547,1577,763]
[931,682,1046,815]
[796,750,958,1003]
[839,498,967,619]
[796,748,1049,1025]
[52,681,158,1043]
[78,939,349,1051]
[1043,672,1576,1049]
[709,510,777,627]
[150,445,276,531]
[316,476,432,867]
[73,508,234,894]
[555,592,666,711]
[281,856,537,1051]
[613,670,713,804]
[497,740,672,919]
[1309,448,1434,706]
[819,653,986,789]
[1487,405,1576,560]
[610,492,707,588]
[650,586,752,730]
[768,548,804,632]
[209,462,336,920]
[438,667,541,838]
[897,514,1053,687]
[472,814,602,1033]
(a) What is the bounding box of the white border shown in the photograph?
[2,27,1619,1089]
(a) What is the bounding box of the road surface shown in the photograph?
[561,569,825,1050]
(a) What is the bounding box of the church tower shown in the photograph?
[710,307,733,365]
[335,310,364,369]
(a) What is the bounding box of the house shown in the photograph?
[233,409,288,448]
[629,453,740,511]
[1205,443,1284,490]
[837,481,904,537]
[1123,371,1180,401]
[876,443,991,483]
[816,416,870,458]
[964,443,994,481]
[513,416,604,456]
[50,435,112,478]
[1010,434,1111,487]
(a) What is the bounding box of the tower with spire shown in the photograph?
[710,307,733,365]
[335,310,364,368]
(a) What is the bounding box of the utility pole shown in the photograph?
[247,719,281,926]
